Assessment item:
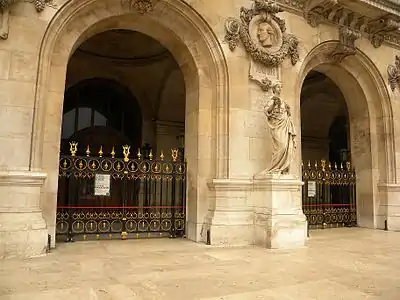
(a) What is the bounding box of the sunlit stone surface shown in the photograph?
[0,228,399,299]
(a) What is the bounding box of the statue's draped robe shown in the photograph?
[265,98,296,173]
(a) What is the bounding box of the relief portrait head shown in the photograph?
[257,22,275,47]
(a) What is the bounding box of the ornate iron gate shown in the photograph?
[56,142,186,241]
[302,160,357,229]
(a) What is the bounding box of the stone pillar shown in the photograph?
[205,179,254,246]
[253,174,307,249]
[0,171,47,259]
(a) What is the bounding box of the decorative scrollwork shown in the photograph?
[224,0,299,67]
[329,27,361,63]
[225,18,241,51]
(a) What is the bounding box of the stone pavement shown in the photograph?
[0,228,399,300]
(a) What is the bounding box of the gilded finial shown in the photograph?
[137,148,142,160]
[122,145,130,162]
[171,149,179,162]
[321,160,326,171]
[328,162,332,170]
[69,141,78,157]
[307,160,311,168]
[111,146,115,159]
[334,162,338,170]
[346,161,351,171]
[149,149,153,161]
[160,150,164,161]
[98,146,103,157]
[340,162,343,170]
[314,160,318,169]
[86,145,90,157]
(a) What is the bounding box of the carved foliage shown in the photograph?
[224,0,299,67]
[387,55,400,91]
[122,0,153,14]
[304,0,338,28]
[368,17,400,48]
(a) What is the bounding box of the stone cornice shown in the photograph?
[275,0,400,49]
[208,178,253,191]
[0,171,47,186]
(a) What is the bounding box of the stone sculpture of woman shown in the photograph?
[264,82,296,174]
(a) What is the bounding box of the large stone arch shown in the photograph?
[296,41,396,229]
[30,0,229,244]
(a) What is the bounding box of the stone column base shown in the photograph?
[253,173,307,249]
[205,179,254,246]
[378,183,400,231]
[0,171,48,259]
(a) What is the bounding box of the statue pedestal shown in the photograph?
[253,173,307,249]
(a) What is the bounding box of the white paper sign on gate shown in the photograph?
[307,181,316,197]
[94,174,111,196]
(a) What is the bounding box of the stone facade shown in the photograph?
[1,0,400,259]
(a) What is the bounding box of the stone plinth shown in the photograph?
[0,171,48,259]
[253,173,307,249]
[205,179,254,247]
[378,183,400,231]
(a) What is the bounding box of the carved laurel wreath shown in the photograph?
[224,0,299,67]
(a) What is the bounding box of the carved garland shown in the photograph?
[224,0,299,67]
[122,0,153,14]
[387,55,400,91]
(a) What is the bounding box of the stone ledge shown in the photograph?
[378,182,400,192]
[0,171,47,186]
[207,178,253,191]
[253,173,303,191]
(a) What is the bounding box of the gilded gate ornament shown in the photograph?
[224,0,299,67]
[387,55,400,92]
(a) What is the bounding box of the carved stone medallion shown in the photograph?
[224,0,299,67]
[387,55,400,91]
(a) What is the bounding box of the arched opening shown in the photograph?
[33,0,228,247]
[300,71,356,229]
[61,78,143,154]
[56,29,187,241]
[296,42,395,231]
